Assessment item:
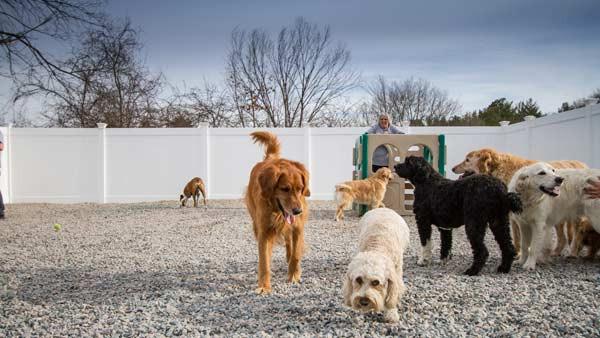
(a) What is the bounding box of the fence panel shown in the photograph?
[4,104,598,202]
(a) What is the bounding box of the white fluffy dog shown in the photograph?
[508,162,600,270]
[343,208,410,323]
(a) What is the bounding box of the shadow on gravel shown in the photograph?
[14,261,257,306]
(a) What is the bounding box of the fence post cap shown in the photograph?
[197,122,209,128]
[523,115,536,122]
[499,120,510,127]
[97,123,107,129]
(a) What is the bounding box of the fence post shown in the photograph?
[587,108,595,167]
[499,121,510,153]
[6,123,13,203]
[97,123,107,203]
[523,115,536,158]
[304,125,312,197]
[401,120,411,134]
[198,122,210,198]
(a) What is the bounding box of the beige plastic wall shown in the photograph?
[362,134,440,215]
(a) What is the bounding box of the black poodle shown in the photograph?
[394,156,522,276]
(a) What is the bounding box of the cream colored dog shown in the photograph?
[508,162,600,270]
[343,208,410,323]
[334,167,393,221]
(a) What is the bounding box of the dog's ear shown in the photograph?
[300,169,311,197]
[410,157,432,184]
[342,273,353,307]
[384,267,403,309]
[477,150,497,174]
[514,172,529,193]
[291,162,311,197]
[179,194,184,201]
[258,165,281,200]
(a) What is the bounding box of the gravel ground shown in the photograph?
[1,200,599,337]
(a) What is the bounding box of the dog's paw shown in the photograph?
[522,260,536,271]
[463,267,480,276]
[550,249,563,257]
[288,270,302,284]
[383,309,399,323]
[417,257,431,266]
[537,254,551,264]
[255,286,272,295]
[497,265,511,274]
[440,255,452,265]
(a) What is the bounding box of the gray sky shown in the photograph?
[3,0,599,117]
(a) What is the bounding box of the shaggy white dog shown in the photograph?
[343,208,410,323]
[508,162,600,270]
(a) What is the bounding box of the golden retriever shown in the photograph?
[452,148,587,255]
[245,131,310,295]
[569,218,600,259]
[180,177,207,207]
[334,167,393,221]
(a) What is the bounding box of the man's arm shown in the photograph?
[390,125,404,134]
[366,125,377,134]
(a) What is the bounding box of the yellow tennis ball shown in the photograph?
[53,223,62,232]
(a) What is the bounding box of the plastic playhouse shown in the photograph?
[352,134,446,216]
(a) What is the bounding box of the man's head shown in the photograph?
[378,114,390,129]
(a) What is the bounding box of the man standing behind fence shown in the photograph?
[0,130,4,219]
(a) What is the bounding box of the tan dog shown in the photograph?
[245,131,310,295]
[343,208,409,323]
[180,177,207,207]
[452,148,587,255]
[334,167,393,221]
[570,218,600,259]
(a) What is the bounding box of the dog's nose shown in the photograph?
[359,297,370,307]
[292,208,302,215]
[555,177,564,184]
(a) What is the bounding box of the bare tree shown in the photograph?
[159,83,233,127]
[366,76,461,125]
[0,0,105,81]
[17,20,163,127]
[226,17,359,127]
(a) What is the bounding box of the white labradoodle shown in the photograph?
[343,208,410,323]
[508,162,600,270]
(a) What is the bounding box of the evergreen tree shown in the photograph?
[516,98,543,119]
[479,98,517,125]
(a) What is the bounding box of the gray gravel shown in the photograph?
[1,200,599,337]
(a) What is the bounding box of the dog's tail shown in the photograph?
[505,192,523,214]
[251,131,281,160]
[334,184,352,203]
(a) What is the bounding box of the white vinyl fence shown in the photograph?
[1,104,598,203]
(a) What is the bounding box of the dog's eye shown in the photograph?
[537,171,546,176]
[355,277,363,285]
[280,187,291,192]
[371,280,380,287]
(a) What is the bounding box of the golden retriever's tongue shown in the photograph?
[285,214,294,224]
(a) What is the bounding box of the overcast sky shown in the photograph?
[3,0,599,117]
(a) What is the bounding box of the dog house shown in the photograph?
[352,134,446,216]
